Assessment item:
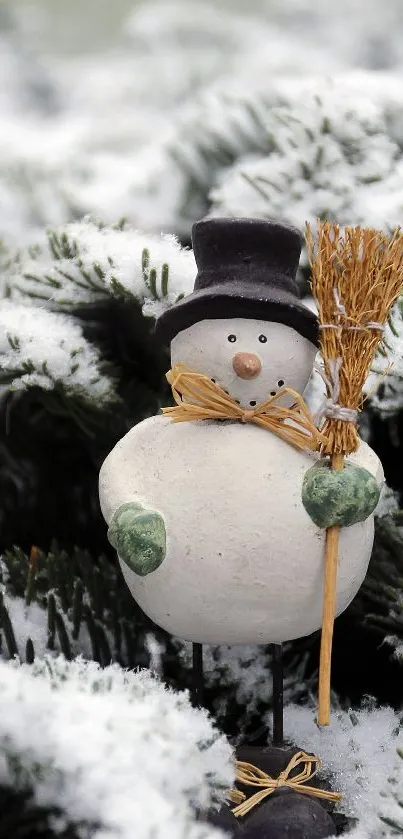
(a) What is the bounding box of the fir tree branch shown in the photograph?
[0,655,233,839]
[351,512,403,651]
[0,543,167,668]
[209,84,403,274]
[0,301,116,409]
[5,219,194,315]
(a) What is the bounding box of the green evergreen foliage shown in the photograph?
[5,218,192,311]
[3,4,403,835]
[379,748,403,834]
[0,544,316,741]
[0,543,163,667]
[0,786,84,839]
[351,513,403,647]
[165,91,272,232]
[0,230,179,554]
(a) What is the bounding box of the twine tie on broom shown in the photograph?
[162,364,328,452]
[320,289,385,336]
[316,286,385,427]
[228,751,341,818]
[314,358,358,426]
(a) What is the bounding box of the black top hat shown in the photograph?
[155,218,318,346]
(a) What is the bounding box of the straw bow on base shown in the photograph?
[228,750,341,819]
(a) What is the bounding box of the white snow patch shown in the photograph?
[209,80,403,261]
[7,219,195,314]
[365,301,403,416]
[2,593,48,660]
[176,641,309,727]
[0,655,233,839]
[0,588,94,663]
[145,633,166,678]
[284,703,402,838]
[0,299,114,402]
[375,485,400,518]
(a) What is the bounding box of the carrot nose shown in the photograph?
[232,352,262,379]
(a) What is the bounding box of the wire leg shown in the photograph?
[192,642,204,707]
[271,643,284,747]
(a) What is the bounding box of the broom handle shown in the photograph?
[318,451,344,726]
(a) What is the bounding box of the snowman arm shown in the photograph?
[302,437,384,529]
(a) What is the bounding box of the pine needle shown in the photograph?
[306,221,403,455]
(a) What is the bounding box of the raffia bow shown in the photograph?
[162,364,328,452]
[228,751,342,818]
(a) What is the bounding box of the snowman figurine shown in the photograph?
[99,218,383,837]
[99,218,383,646]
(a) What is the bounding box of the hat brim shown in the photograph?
[155,282,319,347]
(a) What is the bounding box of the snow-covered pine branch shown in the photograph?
[128,87,278,237]
[285,701,403,838]
[0,1,330,246]
[0,655,233,839]
[125,1,272,107]
[209,79,403,271]
[0,545,313,737]
[6,218,195,319]
[365,300,403,416]
[175,641,311,736]
[0,300,114,406]
[0,544,171,668]
[2,1,403,247]
[350,513,403,656]
[129,72,403,239]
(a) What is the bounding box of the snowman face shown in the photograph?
[170,318,317,408]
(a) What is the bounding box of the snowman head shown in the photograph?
[170,317,317,408]
[156,219,319,406]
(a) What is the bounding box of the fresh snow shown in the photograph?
[365,302,403,416]
[209,79,403,265]
[0,655,233,839]
[7,218,195,315]
[176,641,310,730]
[1,5,403,837]
[1,648,402,839]
[1,3,403,246]
[0,584,95,663]
[285,702,403,839]
[0,300,114,403]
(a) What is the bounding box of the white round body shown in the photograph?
[99,415,379,645]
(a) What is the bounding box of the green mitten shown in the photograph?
[302,461,381,529]
[107,502,166,576]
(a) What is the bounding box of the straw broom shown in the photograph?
[306,221,403,726]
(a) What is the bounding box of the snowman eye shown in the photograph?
[258,334,267,343]
[277,379,285,387]
[227,334,237,343]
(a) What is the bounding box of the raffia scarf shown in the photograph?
[162,364,327,452]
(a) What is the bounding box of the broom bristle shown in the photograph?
[306,221,403,455]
